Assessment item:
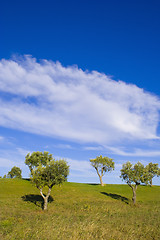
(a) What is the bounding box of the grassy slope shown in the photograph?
[0,179,160,240]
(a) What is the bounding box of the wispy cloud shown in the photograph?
[106,146,160,157]
[84,146,104,151]
[0,158,17,168]
[66,157,92,172]
[0,55,160,146]
[16,147,31,156]
[53,144,73,149]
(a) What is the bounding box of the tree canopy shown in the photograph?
[25,151,53,175]
[143,162,160,186]
[8,166,22,179]
[90,155,115,186]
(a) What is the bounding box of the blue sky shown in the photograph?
[0,0,160,184]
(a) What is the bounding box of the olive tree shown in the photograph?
[25,151,69,210]
[120,161,145,204]
[90,155,115,186]
[25,151,53,175]
[8,166,22,179]
[143,162,160,187]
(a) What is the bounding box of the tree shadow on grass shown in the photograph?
[101,192,129,204]
[21,194,54,209]
[22,178,31,181]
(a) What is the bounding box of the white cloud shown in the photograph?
[106,146,160,157]
[0,55,160,145]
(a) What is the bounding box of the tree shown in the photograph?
[120,161,145,205]
[8,166,22,179]
[25,151,53,175]
[143,162,159,187]
[90,155,115,186]
[25,151,69,210]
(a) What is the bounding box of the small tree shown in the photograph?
[120,161,145,205]
[25,151,69,210]
[8,166,22,179]
[143,162,159,187]
[90,155,115,186]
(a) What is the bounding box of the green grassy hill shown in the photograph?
[0,179,160,240]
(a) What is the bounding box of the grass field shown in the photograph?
[0,178,160,240]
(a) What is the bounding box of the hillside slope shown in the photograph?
[0,179,160,240]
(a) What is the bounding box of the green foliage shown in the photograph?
[25,151,53,175]
[8,166,22,179]
[25,151,69,189]
[90,155,115,186]
[120,161,144,186]
[32,159,69,189]
[143,162,160,186]
[90,155,115,173]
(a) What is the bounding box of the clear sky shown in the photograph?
[0,0,160,184]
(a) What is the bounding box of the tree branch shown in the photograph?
[39,188,45,199]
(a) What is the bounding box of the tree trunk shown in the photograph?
[43,197,48,210]
[95,167,104,186]
[150,178,152,187]
[132,188,136,205]
[99,176,104,186]
[39,188,51,210]
[129,184,137,205]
